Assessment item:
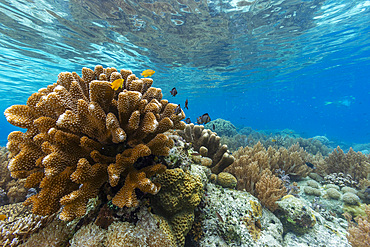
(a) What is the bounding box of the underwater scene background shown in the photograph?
[0,0,369,146]
[0,0,370,247]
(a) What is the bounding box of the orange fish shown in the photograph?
[0,214,7,220]
[111,79,124,90]
[141,69,155,77]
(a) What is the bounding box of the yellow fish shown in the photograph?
[141,69,155,77]
[271,139,277,142]
[0,214,7,220]
[111,79,124,90]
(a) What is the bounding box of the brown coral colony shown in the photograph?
[4,65,186,221]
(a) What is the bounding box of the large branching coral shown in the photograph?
[4,65,185,221]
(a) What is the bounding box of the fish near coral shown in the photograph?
[185,118,191,124]
[185,99,188,109]
[0,214,7,220]
[174,104,182,115]
[111,78,124,90]
[198,113,211,124]
[170,87,177,96]
[141,69,155,77]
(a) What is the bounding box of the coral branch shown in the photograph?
[4,65,185,220]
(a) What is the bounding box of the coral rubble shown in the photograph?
[4,65,185,221]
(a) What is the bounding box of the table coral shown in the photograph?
[4,65,185,221]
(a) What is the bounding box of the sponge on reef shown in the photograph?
[4,65,185,220]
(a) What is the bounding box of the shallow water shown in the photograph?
[0,0,369,145]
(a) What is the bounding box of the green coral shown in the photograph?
[151,168,203,246]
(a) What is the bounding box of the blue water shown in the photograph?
[0,0,369,146]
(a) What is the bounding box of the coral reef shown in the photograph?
[323,172,359,188]
[346,204,370,247]
[342,192,361,206]
[70,222,106,247]
[224,142,316,211]
[151,168,203,246]
[0,147,28,205]
[69,207,173,247]
[204,118,238,137]
[176,123,234,174]
[276,195,316,235]
[196,177,282,246]
[19,218,73,247]
[0,202,55,246]
[255,169,287,212]
[322,147,370,182]
[4,65,185,221]
[220,134,249,152]
[325,188,341,200]
[216,172,237,188]
[225,142,312,192]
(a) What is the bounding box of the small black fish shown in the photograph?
[201,113,211,124]
[174,104,181,115]
[185,117,191,124]
[212,124,215,130]
[185,99,188,109]
[170,87,177,96]
[197,116,203,124]
[305,162,316,169]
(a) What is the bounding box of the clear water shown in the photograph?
[0,0,369,146]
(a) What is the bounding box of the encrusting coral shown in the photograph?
[4,65,185,221]
[151,168,203,247]
[177,123,234,174]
